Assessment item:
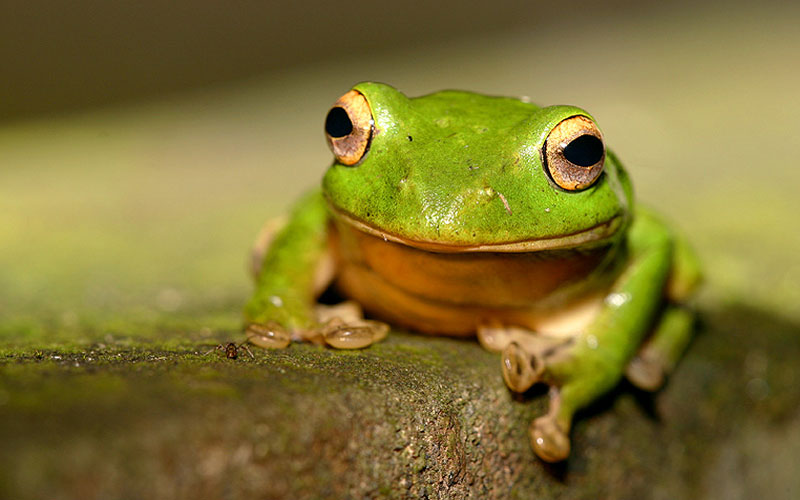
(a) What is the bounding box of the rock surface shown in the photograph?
[2,304,799,499]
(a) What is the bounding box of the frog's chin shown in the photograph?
[328,204,624,254]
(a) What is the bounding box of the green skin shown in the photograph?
[244,82,701,462]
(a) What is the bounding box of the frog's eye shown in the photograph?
[324,90,373,166]
[543,115,605,191]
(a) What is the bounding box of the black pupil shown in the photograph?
[563,134,604,167]
[325,107,353,138]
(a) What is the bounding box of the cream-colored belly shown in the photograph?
[329,220,621,337]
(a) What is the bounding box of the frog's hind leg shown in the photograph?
[249,215,288,279]
[529,366,622,462]
[497,334,621,462]
[625,305,695,391]
[509,209,678,462]
[493,330,623,462]
[626,232,702,391]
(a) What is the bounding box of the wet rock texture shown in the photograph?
[1,304,798,499]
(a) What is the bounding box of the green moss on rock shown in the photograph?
[1,304,799,499]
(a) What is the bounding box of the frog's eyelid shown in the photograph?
[542,115,605,191]
[324,90,374,166]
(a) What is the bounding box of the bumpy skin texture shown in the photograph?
[244,83,701,462]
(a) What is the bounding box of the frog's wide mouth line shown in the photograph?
[327,203,624,254]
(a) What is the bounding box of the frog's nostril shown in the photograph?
[325,107,353,138]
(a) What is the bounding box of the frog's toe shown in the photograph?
[314,301,389,349]
[501,341,545,393]
[246,322,292,349]
[626,306,695,391]
[625,351,666,391]
[321,318,389,349]
[529,415,571,463]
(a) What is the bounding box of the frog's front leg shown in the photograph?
[503,210,676,462]
[244,190,387,350]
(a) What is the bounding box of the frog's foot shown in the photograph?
[499,336,574,393]
[625,305,694,391]
[245,322,292,349]
[529,375,616,462]
[314,301,389,349]
[501,342,545,393]
[500,333,621,462]
[529,389,571,463]
[625,349,666,391]
[244,302,388,350]
[319,318,389,349]
[478,323,572,392]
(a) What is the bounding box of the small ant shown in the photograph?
[204,341,254,360]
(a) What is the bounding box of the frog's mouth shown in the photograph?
[328,204,624,254]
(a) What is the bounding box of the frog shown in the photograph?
[243,82,702,462]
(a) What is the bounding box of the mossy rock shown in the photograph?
[2,303,798,499]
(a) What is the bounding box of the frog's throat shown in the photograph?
[327,204,624,254]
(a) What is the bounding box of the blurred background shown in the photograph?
[2,0,799,340]
[2,1,800,497]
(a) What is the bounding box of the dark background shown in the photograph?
[3,0,706,119]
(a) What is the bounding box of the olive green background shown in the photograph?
[1,1,799,498]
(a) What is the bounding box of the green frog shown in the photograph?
[243,82,701,462]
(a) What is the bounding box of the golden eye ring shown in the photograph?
[324,90,373,166]
[543,115,605,191]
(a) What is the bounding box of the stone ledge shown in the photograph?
[1,304,798,499]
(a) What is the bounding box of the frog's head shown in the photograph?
[322,82,633,251]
